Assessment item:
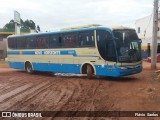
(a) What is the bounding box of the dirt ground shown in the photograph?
[0,61,160,120]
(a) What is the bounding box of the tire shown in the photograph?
[87,64,93,79]
[25,62,34,74]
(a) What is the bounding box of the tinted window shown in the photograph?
[26,37,36,49]
[63,33,77,48]
[16,37,26,49]
[36,35,49,49]
[97,30,107,60]
[49,34,62,48]
[78,31,95,47]
[97,30,116,62]
[106,40,117,61]
[8,38,16,49]
[7,31,95,49]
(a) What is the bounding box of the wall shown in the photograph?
[0,36,7,59]
[135,14,160,41]
[135,14,160,59]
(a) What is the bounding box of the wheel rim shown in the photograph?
[26,64,32,73]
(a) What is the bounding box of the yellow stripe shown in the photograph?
[0,32,29,35]
[142,46,148,50]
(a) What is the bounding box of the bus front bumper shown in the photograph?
[95,65,142,77]
[118,66,142,76]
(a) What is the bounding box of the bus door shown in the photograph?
[96,30,117,65]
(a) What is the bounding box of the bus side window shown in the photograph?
[49,35,59,48]
[63,33,76,48]
[106,40,116,61]
[79,32,88,47]
[26,37,36,49]
[58,36,62,48]
[106,32,116,61]
[63,34,68,48]
[16,37,26,49]
[70,34,76,47]
[78,31,94,47]
[78,34,82,46]
[8,38,16,49]
[37,35,49,49]
[97,30,106,59]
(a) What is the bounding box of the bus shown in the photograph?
[7,25,142,78]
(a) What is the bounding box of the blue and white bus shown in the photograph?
[7,25,142,78]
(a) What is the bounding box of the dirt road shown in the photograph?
[0,61,160,120]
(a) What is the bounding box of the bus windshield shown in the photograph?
[113,30,141,63]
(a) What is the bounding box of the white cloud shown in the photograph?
[0,0,153,31]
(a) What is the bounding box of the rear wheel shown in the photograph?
[25,62,33,74]
[87,64,93,79]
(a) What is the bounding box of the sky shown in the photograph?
[0,0,154,31]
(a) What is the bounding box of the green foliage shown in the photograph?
[3,20,15,29]
[37,25,40,31]
[3,19,40,31]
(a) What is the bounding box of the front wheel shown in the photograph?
[87,64,93,79]
[25,62,34,74]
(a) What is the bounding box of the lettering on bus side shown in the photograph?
[44,51,60,55]
[35,51,43,55]
[34,51,61,55]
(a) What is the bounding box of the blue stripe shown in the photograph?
[7,51,20,55]
[7,50,100,57]
[7,50,77,56]
[60,50,77,56]
[33,63,81,74]
[75,55,99,58]
[95,65,142,77]
[9,62,25,69]
[8,62,142,77]
[22,51,35,55]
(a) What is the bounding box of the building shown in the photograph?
[0,29,30,59]
[135,14,160,58]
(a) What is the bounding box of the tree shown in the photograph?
[37,25,41,32]
[3,19,39,30]
[22,19,36,29]
[3,20,15,29]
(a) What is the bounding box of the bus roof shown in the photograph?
[61,24,101,30]
[108,25,135,30]
[7,25,135,38]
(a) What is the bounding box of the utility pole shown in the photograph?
[14,11,21,35]
[151,0,159,69]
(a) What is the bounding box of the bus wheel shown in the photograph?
[87,64,93,79]
[25,62,33,74]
